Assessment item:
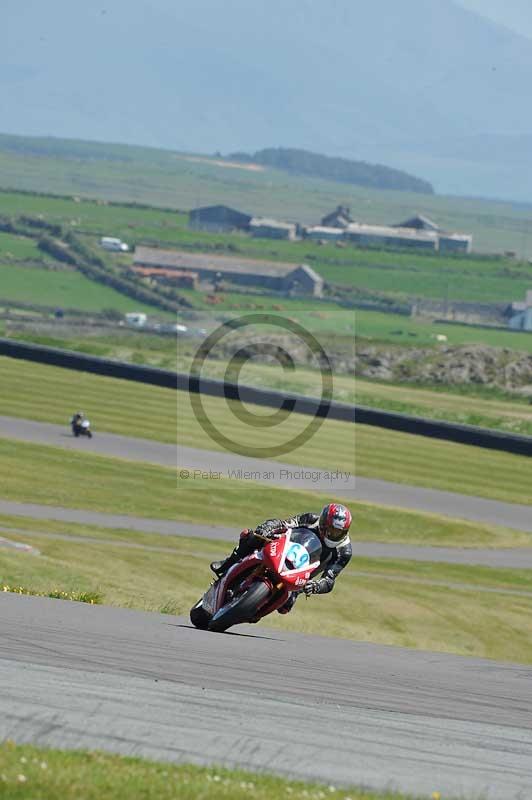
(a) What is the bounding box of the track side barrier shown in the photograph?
[0,337,530,456]
[0,337,177,389]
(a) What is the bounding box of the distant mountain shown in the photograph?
[229,148,434,194]
[2,0,532,200]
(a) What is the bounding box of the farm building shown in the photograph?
[506,290,532,331]
[249,217,297,240]
[285,264,324,295]
[188,205,252,232]
[321,205,354,228]
[395,214,472,253]
[345,222,439,251]
[131,266,198,289]
[133,246,323,296]
[438,233,472,254]
[304,226,345,242]
[396,214,440,232]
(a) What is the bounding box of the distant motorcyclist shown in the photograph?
[71,411,85,428]
[70,411,92,438]
[210,503,352,614]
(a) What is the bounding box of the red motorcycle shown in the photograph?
[190,527,322,632]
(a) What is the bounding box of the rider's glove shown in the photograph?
[255,521,286,539]
[304,576,335,595]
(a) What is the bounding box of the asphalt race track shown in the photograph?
[1,415,531,531]
[2,413,532,797]
[2,594,532,799]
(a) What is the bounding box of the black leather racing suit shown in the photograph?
[223,512,352,613]
[255,512,352,593]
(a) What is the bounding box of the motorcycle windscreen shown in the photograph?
[284,527,322,570]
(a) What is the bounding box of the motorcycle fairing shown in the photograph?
[262,529,321,590]
[201,528,322,625]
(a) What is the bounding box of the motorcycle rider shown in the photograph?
[71,411,85,430]
[210,503,352,614]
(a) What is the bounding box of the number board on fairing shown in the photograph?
[285,542,310,569]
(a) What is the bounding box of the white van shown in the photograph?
[125,312,147,328]
[100,236,129,252]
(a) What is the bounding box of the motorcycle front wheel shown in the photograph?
[190,599,210,630]
[208,580,271,633]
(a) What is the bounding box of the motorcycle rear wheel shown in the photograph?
[208,580,271,633]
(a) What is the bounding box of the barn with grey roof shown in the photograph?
[134,246,323,296]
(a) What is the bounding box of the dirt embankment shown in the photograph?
[355,344,532,393]
[202,331,532,393]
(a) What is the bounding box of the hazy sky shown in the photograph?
[459,0,532,39]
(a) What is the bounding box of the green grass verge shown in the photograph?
[0,355,176,442]
[6,328,532,436]
[3,520,532,662]
[353,423,532,505]
[0,742,427,800]
[1,585,101,603]
[0,462,532,549]
[177,391,532,505]
[0,437,354,525]
[355,377,532,437]
[2,356,532,504]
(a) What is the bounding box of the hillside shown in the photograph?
[229,148,434,194]
[3,0,532,200]
[0,134,531,256]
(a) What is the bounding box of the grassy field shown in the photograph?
[3,519,532,662]
[0,262,164,314]
[2,187,532,306]
[352,309,532,352]
[178,288,532,351]
[2,184,532,360]
[0,742,430,800]
[1,136,532,256]
[176,287,357,336]
[1,357,532,504]
[0,231,47,262]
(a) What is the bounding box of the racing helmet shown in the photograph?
[318,503,352,548]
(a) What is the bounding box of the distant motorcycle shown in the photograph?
[190,527,322,632]
[71,419,93,438]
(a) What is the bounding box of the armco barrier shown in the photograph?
[354,405,532,457]
[1,337,531,456]
[0,337,177,389]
